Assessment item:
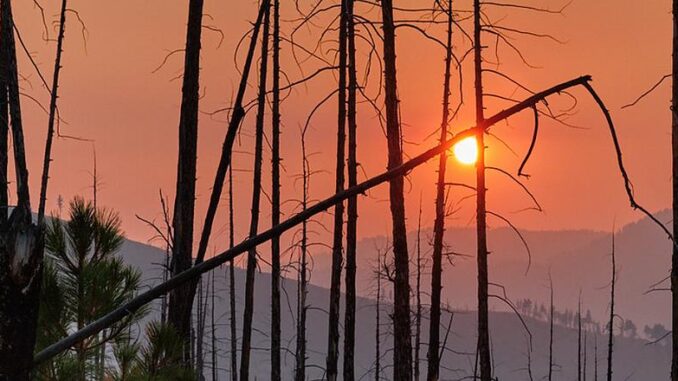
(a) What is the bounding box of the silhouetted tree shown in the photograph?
[0,0,47,378]
[427,3,453,379]
[38,0,68,225]
[548,276,554,381]
[211,272,218,381]
[294,126,311,381]
[270,0,282,378]
[414,202,423,381]
[472,0,491,378]
[673,0,678,377]
[326,0,348,378]
[240,4,270,379]
[228,167,238,381]
[381,0,413,378]
[607,234,616,381]
[168,0,204,363]
[578,297,582,381]
[343,0,359,377]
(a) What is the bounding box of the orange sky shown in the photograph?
[14,0,673,254]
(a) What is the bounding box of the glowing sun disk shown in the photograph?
[452,136,478,165]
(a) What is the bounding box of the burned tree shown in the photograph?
[427,2,454,379]
[240,3,270,380]
[228,167,238,381]
[270,0,282,378]
[380,0,413,378]
[548,276,555,381]
[295,125,311,381]
[672,1,678,379]
[325,0,348,378]
[607,233,616,381]
[343,0,359,377]
[472,0,491,378]
[167,0,204,361]
[0,0,53,378]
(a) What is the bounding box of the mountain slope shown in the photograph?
[118,212,672,380]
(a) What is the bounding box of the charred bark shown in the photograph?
[295,131,310,381]
[38,0,67,225]
[228,167,238,381]
[381,0,413,378]
[473,0,491,378]
[427,3,453,380]
[414,200,423,381]
[606,235,615,381]
[239,4,270,379]
[672,1,678,379]
[343,0,358,378]
[168,0,204,363]
[578,297,582,381]
[326,0,348,378]
[548,277,554,381]
[0,1,44,379]
[271,0,282,378]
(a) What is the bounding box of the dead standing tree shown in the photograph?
[271,0,282,379]
[0,0,65,378]
[168,0,204,362]
[428,2,454,380]
[240,3,270,380]
[228,166,238,381]
[343,0,359,378]
[672,1,678,379]
[607,232,616,381]
[38,0,67,224]
[326,0,348,378]
[380,0,413,378]
[294,125,311,381]
[471,0,492,378]
[548,275,555,381]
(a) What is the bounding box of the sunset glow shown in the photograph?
[453,136,478,165]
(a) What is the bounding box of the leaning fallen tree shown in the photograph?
[32,74,669,371]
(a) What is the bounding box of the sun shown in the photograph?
[452,136,478,165]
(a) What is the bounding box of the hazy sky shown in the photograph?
[14,0,673,254]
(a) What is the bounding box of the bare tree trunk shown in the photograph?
[548,276,554,381]
[672,1,678,379]
[0,4,6,227]
[228,167,238,381]
[583,330,588,381]
[162,245,170,324]
[295,130,310,381]
[414,200,423,381]
[473,0,491,378]
[594,335,598,381]
[380,0,412,378]
[38,0,67,224]
[578,297,582,381]
[197,277,205,380]
[375,253,383,381]
[326,0,348,378]
[212,272,218,381]
[427,3,453,380]
[240,5,270,379]
[168,0,204,364]
[0,0,44,378]
[606,235,616,381]
[270,0,282,379]
[343,0,358,378]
